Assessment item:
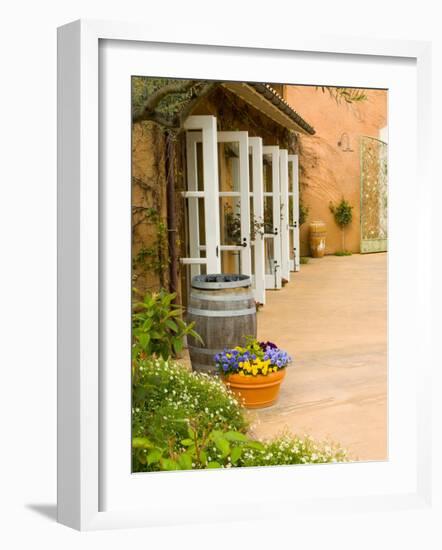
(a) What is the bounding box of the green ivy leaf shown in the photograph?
[199,450,208,466]
[223,431,248,442]
[246,441,265,451]
[147,448,163,465]
[178,453,192,470]
[214,437,230,458]
[166,309,182,317]
[209,430,224,441]
[172,338,183,354]
[231,446,242,464]
[165,319,178,332]
[132,437,154,449]
[137,333,150,349]
[161,458,179,471]
[207,461,221,469]
[136,451,146,465]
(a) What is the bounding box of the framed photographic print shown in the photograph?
[57,19,433,530]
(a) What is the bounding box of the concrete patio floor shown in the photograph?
[250,253,387,461]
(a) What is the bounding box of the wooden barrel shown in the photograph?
[309,220,327,258]
[186,274,257,374]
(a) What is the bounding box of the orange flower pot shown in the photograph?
[222,369,286,409]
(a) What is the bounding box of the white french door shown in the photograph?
[288,154,300,272]
[249,137,265,305]
[217,131,252,277]
[279,149,290,282]
[181,116,221,277]
[182,116,280,302]
[262,146,282,290]
[181,118,253,282]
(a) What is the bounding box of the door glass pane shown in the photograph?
[249,196,256,241]
[221,250,241,274]
[264,238,275,274]
[196,141,204,191]
[289,230,294,261]
[249,151,253,192]
[218,142,240,192]
[263,154,273,192]
[220,197,241,245]
[288,161,293,193]
[197,197,206,246]
[183,197,206,255]
[288,195,294,226]
[263,196,273,234]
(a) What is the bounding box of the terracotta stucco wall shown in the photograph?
[132,121,169,295]
[283,86,388,255]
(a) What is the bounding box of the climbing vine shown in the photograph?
[132,206,169,287]
[299,198,310,227]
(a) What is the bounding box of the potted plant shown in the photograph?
[329,198,353,255]
[214,339,291,408]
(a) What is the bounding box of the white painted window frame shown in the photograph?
[279,149,290,281]
[217,131,252,276]
[57,20,434,532]
[288,154,300,272]
[263,145,282,289]
[182,130,204,278]
[249,137,266,305]
[182,116,221,274]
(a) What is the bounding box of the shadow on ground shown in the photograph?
[26,503,57,522]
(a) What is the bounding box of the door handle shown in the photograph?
[241,237,248,248]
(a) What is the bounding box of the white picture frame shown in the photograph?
[57,19,434,531]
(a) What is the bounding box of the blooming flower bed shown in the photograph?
[214,339,291,376]
[132,358,348,472]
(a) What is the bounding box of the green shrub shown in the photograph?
[300,256,310,264]
[132,358,248,471]
[132,289,202,362]
[329,198,353,252]
[132,359,348,472]
[133,426,265,471]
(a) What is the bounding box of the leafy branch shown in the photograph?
[316,86,368,104]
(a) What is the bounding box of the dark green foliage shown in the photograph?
[132,358,248,472]
[132,290,202,362]
[329,198,353,228]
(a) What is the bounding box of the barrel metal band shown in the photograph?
[190,292,254,302]
[191,279,251,290]
[187,306,256,317]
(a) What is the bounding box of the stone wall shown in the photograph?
[283,86,388,255]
